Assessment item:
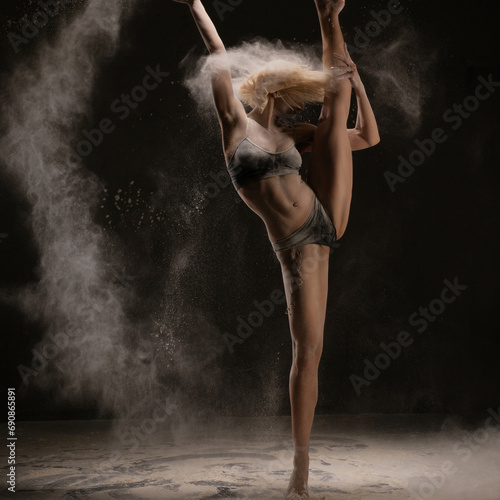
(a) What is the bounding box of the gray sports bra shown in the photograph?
[227,119,302,191]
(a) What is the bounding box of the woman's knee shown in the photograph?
[319,89,351,121]
[317,104,349,126]
[329,205,350,240]
[335,219,348,240]
[293,342,323,371]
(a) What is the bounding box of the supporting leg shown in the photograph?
[278,244,330,498]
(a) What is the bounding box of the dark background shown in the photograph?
[1,0,499,422]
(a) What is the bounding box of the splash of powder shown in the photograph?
[0,0,167,419]
[182,38,324,113]
[182,30,433,137]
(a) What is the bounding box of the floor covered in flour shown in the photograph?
[4,414,500,500]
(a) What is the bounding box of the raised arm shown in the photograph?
[348,82,380,151]
[334,45,380,151]
[172,0,246,126]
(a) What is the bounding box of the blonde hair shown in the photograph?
[239,60,331,112]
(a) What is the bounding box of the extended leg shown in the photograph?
[309,0,353,239]
[277,244,330,498]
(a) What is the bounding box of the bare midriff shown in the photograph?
[237,173,315,243]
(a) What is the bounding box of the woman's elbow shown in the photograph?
[364,131,380,148]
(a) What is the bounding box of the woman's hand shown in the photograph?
[333,43,364,92]
[171,0,196,5]
[328,65,355,82]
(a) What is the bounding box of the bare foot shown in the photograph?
[315,0,345,14]
[285,454,309,499]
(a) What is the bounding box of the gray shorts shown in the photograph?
[272,197,337,253]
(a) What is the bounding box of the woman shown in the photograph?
[172,0,379,497]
